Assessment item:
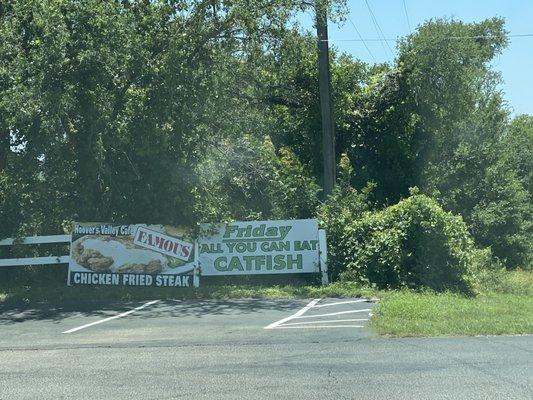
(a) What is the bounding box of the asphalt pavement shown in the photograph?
[0,298,531,399]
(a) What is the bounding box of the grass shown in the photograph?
[370,269,533,337]
[370,291,533,337]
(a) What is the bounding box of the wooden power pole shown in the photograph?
[316,2,336,196]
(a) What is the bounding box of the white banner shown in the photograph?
[198,219,320,276]
[68,223,197,287]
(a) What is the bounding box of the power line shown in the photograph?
[347,15,377,63]
[402,0,412,33]
[360,0,388,57]
[319,33,533,43]
[363,0,395,58]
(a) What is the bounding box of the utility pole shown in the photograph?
[0,130,7,172]
[316,1,336,197]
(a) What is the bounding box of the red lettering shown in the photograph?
[137,230,147,243]
[155,235,165,249]
[136,229,192,260]
[172,242,180,255]
[146,233,153,246]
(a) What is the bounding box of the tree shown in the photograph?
[502,115,533,195]
[394,18,531,267]
[264,31,370,187]
[0,0,332,236]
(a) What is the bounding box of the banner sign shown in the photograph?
[198,219,320,276]
[68,223,197,287]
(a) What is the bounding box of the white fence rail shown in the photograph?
[0,235,71,267]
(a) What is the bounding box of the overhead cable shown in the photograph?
[402,0,412,33]
[347,14,377,63]
[319,33,533,42]
[363,0,395,58]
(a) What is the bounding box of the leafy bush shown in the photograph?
[469,162,532,269]
[471,255,533,296]
[317,154,374,280]
[421,125,532,270]
[340,192,481,292]
[193,136,320,222]
[267,145,321,220]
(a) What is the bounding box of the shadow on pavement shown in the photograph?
[0,298,305,325]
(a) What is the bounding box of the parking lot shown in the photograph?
[1,298,532,399]
[0,298,376,350]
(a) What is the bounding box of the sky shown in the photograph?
[299,0,533,116]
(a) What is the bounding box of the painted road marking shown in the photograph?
[312,299,369,308]
[293,309,372,319]
[62,300,160,334]
[265,299,374,330]
[281,318,369,326]
[264,299,320,329]
[274,325,364,329]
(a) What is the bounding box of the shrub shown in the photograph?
[470,251,533,296]
[267,145,322,220]
[469,162,532,269]
[423,137,532,270]
[317,154,374,280]
[340,192,481,292]
[193,136,320,222]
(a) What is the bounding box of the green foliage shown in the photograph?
[265,30,371,185]
[332,18,510,206]
[317,154,374,279]
[342,66,422,204]
[0,0,330,235]
[267,144,322,219]
[192,135,276,222]
[398,17,507,140]
[264,31,323,180]
[340,194,480,292]
[502,115,533,195]
[0,3,531,289]
[193,135,320,222]
[390,18,531,269]
[426,136,532,269]
[474,266,533,296]
[469,163,532,268]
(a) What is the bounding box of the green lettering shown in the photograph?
[265,227,278,237]
[242,256,254,271]
[278,226,292,240]
[274,255,286,270]
[228,257,244,271]
[252,225,266,237]
[223,225,238,239]
[295,240,311,251]
[255,256,266,270]
[214,257,228,271]
[287,254,302,269]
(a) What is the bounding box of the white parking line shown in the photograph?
[281,318,369,326]
[62,300,160,334]
[274,325,364,329]
[264,299,320,329]
[312,299,369,308]
[294,309,372,319]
